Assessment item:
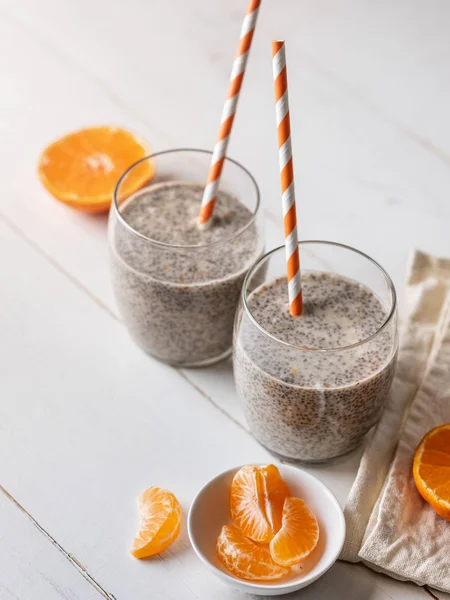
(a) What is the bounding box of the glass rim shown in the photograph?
[242,240,397,353]
[112,148,261,250]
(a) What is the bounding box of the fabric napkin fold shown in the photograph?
[341,250,450,593]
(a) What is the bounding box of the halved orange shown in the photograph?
[216,524,289,581]
[413,423,450,520]
[131,487,182,559]
[38,126,153,213]
[230,464,290,543]
[269,498,319,567]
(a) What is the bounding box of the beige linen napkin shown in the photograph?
[341,250,450,592]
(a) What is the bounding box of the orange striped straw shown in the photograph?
[272,40,303,317]
[198,0,262,227]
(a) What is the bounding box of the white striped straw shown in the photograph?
[198,0,261,227]
[272,40,303,317]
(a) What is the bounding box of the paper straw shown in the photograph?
[272,40,303,317]
[198,0,261,227]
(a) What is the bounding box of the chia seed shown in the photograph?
[109,182,262,366]
[233,272,397,462]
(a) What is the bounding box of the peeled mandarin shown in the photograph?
[270,497,319,567]
[131,487,181,559]
[216,524,289,581]
[230,464,290,543]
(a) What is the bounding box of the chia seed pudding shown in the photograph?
[234,272,398,462]
[109,181,262,366]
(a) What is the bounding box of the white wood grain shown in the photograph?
[0,206,432,599]
[0,0,449,597]
[282,0,450,161]
[1,0,450,313]
[0,489,103,600]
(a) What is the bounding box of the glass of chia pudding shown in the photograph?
[233,241,398,463]
[108,148,263,367]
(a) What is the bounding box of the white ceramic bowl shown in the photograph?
[188,463,345,596]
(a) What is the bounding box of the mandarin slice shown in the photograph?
[230,464,290,543]
[38,126,153,212]
[131,487,182,558]
[269,498,319,567]
[413,423,450,520]
[216,524,289,581]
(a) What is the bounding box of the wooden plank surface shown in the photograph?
[1,0,450,598]
[0,488,105,600]
[0,215,436,599]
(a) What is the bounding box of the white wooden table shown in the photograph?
[1,0,450,598]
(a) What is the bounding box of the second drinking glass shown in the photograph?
[108,149,263,367]
[233,241,398,463]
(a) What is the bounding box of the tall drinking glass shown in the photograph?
[233,241,398,463]
[108,149,263,367]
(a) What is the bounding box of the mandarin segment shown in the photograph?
[259,464,291,535]
[413,424,450,520]
[269,497,319,567]
[38,126,153,213]
[230,466,270,543]
[131,487,181,559]
[230,464,290,543]
[216,524,289,581]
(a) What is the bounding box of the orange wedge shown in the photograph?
[230,464,290,543]
[131,487,182,558]
[270,498,319,567]
[216,524,289,581]
[38,126,153,213]
[413,423,450,520]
